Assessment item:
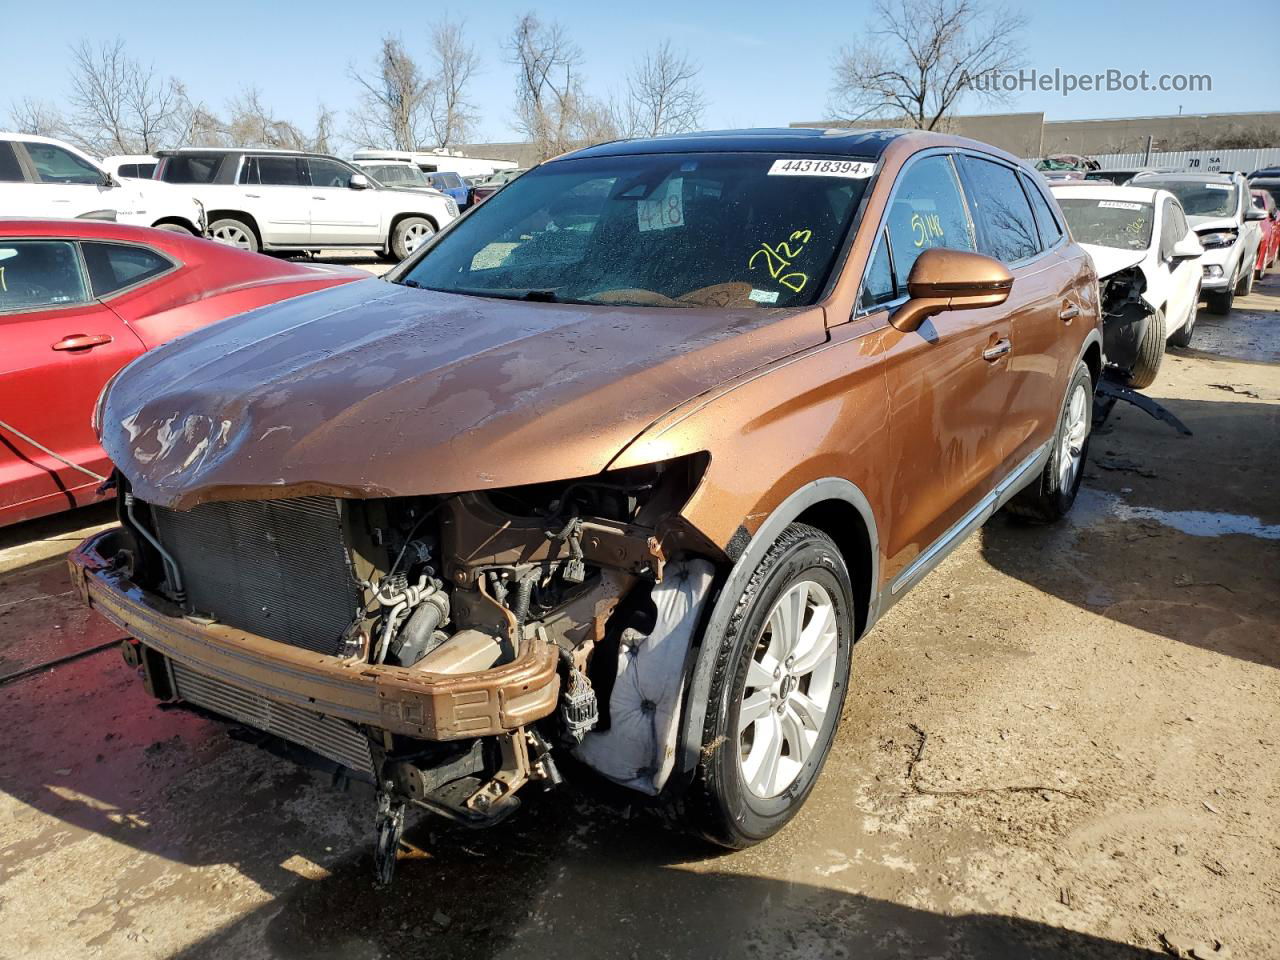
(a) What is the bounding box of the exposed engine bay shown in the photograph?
[99,454,717,884]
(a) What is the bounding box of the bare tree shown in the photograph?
[424,21,480,148]
[350,35,429,150]
[617,41,705,138]
[65,38,185,153]
[507,12,593,159]
[828,0,1026,130]
[8,97,66,138]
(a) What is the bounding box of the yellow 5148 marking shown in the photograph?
[911,212,944,248]
[748,229,813,293]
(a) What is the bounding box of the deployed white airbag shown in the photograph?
[574,559,715,795]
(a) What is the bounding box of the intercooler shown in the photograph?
[170,660,374,776]
[149,497,362,657]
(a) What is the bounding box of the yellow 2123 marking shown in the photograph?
[748,229,813,293]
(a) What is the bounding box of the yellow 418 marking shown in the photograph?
[911,212,944,247]
[748,229,813,293]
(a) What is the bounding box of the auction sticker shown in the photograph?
[768,158,875,179]
[1204,183,1232,190]
[1098,200,1144,210]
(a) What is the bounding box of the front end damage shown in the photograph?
[1098,265,1152,383]
[70,456,718,883]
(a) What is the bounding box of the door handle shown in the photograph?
[312,195,326,200]
[982,338,1011,362]
[243,192,261,198]
[1059,303,1080,322]
[52,333,113,351]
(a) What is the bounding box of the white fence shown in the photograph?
[1024,147,1280,174]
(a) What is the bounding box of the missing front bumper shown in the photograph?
[70,528,560,742]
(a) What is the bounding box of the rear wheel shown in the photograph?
[1007,361,1092,524]
[208,217,259,253]
[677,524,854,848]
[1126,307,1164,390]
[391,217,435,261]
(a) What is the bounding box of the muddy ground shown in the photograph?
[1,277,1277,960]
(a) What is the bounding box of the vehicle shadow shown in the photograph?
[168,812,1165,960]
[981,393,1278,669]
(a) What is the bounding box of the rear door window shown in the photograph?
[1020,171,1064,248]
[81,242,174,297]
[957,155,1040,264]
[0,240,90,312]
[245,156,304,186]
[883,153,977,282]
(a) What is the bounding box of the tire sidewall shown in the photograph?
[1043,362,1093,510]
[208,218,258,253]
[702,531,854,844]
[393,217,433,260]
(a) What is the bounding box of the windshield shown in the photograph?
[369,164,427,186]
[1057,198,1154,251]
[397,153,872,308]
[1138,179,1237,218]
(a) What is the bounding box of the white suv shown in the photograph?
[0,133,204,235]
[154,148,458,260]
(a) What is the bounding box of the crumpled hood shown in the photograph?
[101,278,825,509]
[1078,243,1147,280]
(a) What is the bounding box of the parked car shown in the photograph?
[1132,171,1265,314]
[0,134,204,235]
[1251,177,1280,210]
[1052,184,1203,382]
[352,160,470,210]
[471,167,528,204]
[101,154,158,180]
[1084,167,1174,186]
[1248,166,1280,179]
[1250,189,1279,279]
[152,148,458,260]
[0,220,363,527]
[74,128,1102,883]
[1036,153,1100,172]
[351,147,517,180]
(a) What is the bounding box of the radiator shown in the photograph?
[150,497,361,656]
[171,660,374,776]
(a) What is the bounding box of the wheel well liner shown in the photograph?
[149,216,198,233]
[672,478,880,785]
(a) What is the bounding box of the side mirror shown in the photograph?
[1171,233,1203,261]
[349,173,371,190]
[890,248,1014,333]
[1245,206,1266,222]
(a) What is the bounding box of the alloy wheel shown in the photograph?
[738,579,839,798]
[1059,382,1089,490]
[211,224,253,249]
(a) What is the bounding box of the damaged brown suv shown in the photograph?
[72,128,1102,882]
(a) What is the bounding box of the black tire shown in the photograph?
[1006,361,1092,524]
[1126,307,1164,390]
[1235,259,1254,296]
[677,523,854,849]
[1168,293,1199,348]
[390,216,435,261]
[1205,274,1235,315]
[153,222,194,235]
[207,217,259,253]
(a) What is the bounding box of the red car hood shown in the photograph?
[100,278,825,509]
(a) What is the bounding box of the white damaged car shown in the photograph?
[1052,183,1202,388]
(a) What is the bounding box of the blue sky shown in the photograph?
[2,0,1268,147]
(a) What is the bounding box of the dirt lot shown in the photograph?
[1,276,1277,960]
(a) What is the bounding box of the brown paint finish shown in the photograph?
[86,130,1102,725]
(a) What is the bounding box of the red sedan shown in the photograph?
[1252,189,1279,279]
[0,220,365,527]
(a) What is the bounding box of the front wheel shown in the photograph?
[153,222,194,235]
[1126,307,1164,390]
[1006,361,1092,524]
[208,217,259,253]
[390,217,435,261]
[1168,292,1199,348]
[678,523,854,848]
[1206,270,1235,316]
